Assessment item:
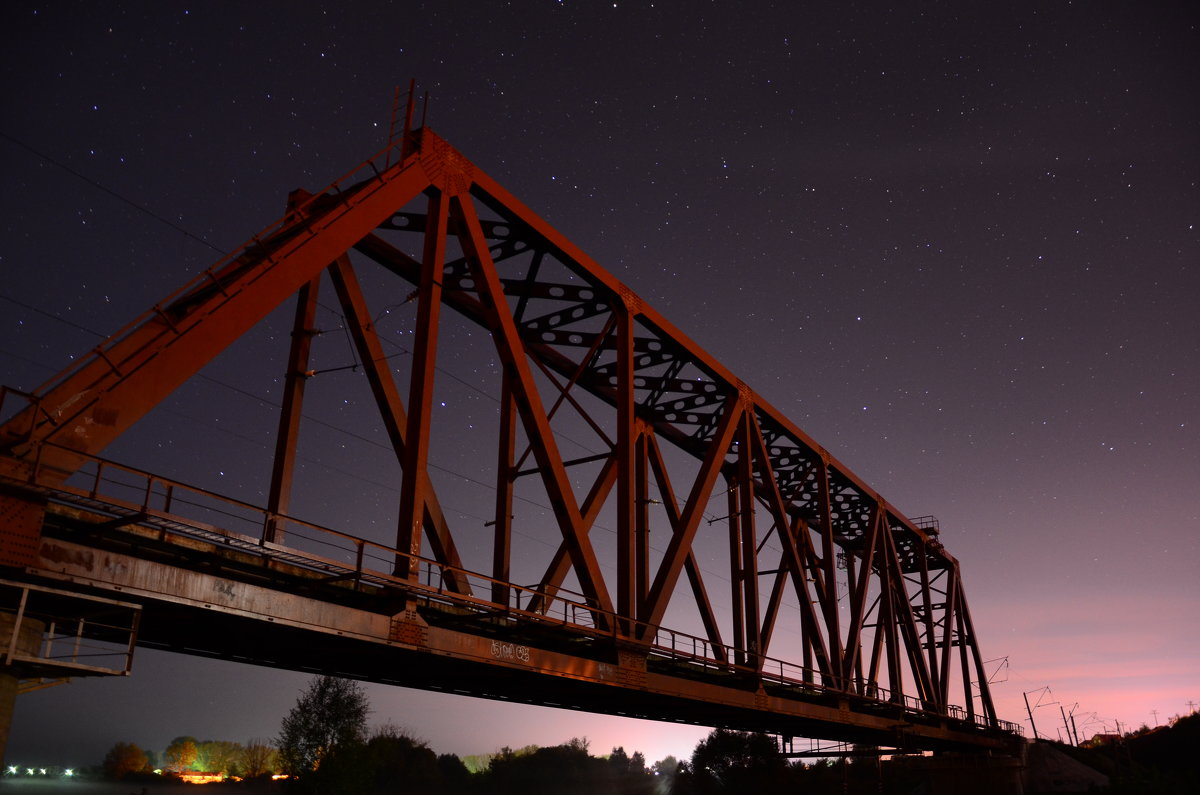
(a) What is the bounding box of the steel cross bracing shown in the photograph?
[0,125,1012,748]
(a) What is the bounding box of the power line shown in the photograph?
[0,130,226,255]
[0,292,106,339]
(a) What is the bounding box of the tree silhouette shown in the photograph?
[488,738,611,795]
[102,741,148,780]
[198,739,243,775]
[277,675,370,776]
[653,754,682,792]
[241,738,278,778]
[606,746,654,793]
[438,752,472,792]
[681,729,789,794]
[163,736,199,773]
[361,724,441,793]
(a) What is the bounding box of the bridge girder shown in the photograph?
[0,125,1011,748]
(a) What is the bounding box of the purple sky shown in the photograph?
[2,0,1197,768]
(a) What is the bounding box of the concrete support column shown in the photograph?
[0,611,46,764]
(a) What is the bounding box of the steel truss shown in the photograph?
[0,122,1003,736]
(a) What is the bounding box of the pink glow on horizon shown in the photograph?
[976,590,1199,739]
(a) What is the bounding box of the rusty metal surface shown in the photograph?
[0,124,1014,749]
[17,501,1018,752]
[0,577,139,679]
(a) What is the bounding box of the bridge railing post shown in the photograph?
[140,474,154,513]
[89,459,104,500]
[354,541,365,587]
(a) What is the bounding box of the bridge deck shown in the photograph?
[3,461,1021,753]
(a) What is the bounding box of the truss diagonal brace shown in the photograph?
[265,275,320,544]
[4,164,433,487]
[327,254,471,594]
[642,396,743,630]
[452,191,614,617]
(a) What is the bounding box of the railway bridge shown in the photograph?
[0,114,1022,759]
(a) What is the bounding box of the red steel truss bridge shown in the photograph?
[0,118,1022,753]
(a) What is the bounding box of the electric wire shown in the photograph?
[0,130,227,255]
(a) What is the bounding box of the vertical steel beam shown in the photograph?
[727,476,745,664]
[735,415,759,667]
[327,255,470,593]
[877,527,904,701]
[800,529,837,686]
[396,191,449,581]
[815,459,845,680]
[265,277,319,544]
[841,505,882,690]
[492,372,516,607]
[842,547,867,692]
[615,305,637,634]
[867,589,886,696]
[634,425,651,618]
[918,547,941,707]
[939,566,960,710]
[957,575,998,724]
[958,597,976,721]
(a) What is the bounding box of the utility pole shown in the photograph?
[1060,705,1076,746]
[1023,687,1055,741]
[1024,690,1040,740]
[1150,709,1159,727]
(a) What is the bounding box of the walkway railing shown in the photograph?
[4,440,1022,738]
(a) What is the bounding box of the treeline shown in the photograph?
[97,724,961,795]
[1064,713,1200,794]
[102,736,277,780]
[95,674,825,793]
[274,728,897,795]
[99,674,1198,794]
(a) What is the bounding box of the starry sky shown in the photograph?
[2,0,1198,769]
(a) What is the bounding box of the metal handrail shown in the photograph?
[6,442,1022,737]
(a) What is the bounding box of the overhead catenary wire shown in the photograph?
[1,132,866,661]
[0,130,227,256]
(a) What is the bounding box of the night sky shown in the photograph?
[2,0,1198,769]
